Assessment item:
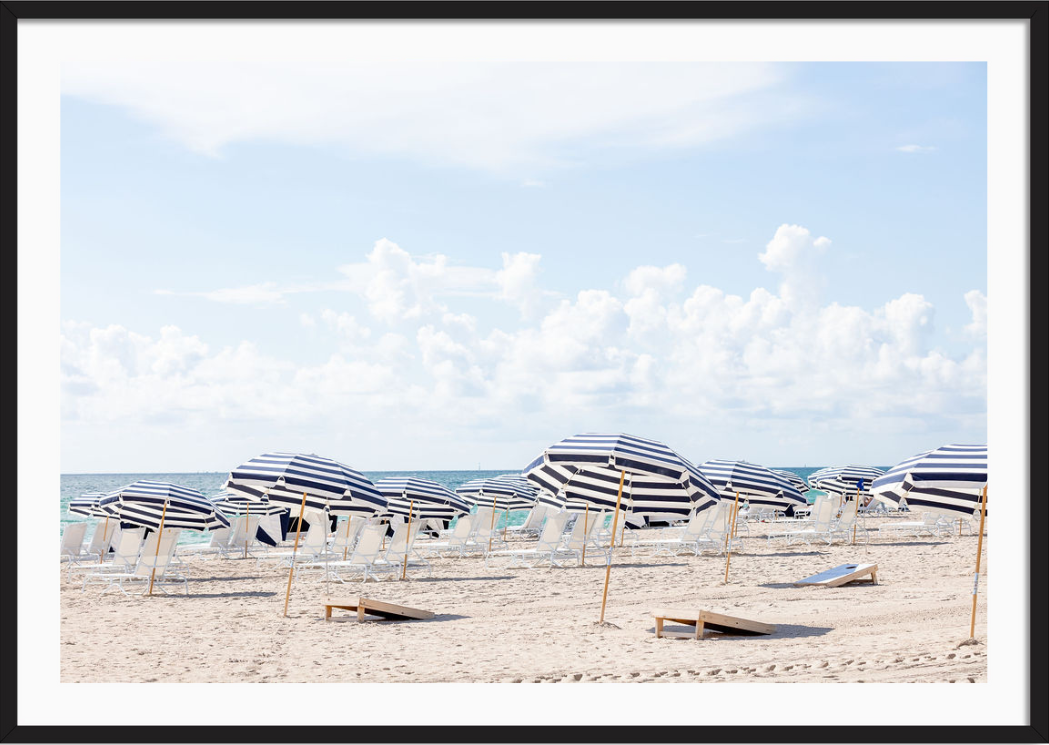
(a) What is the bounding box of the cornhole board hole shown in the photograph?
[650,608,776,639]
[322,597,435,622]
[794,563,878,588]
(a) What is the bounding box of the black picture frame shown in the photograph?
[3,2,1045,743]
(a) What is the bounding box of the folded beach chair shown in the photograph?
[416,514,476,558]
[484,512,571,569]
[299,523,397,583]
[70,527,145,583]
[59,523,89,564]
[94,529,187,596]
[877,511,952,539]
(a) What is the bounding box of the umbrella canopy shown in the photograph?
[807,465,886,498]
[697,460,807,509]
[69,492,108,518]
[524,434,720,519]
[771,470,809,495]
[100,480,230,532]
[871,444,987,515]
[377,477,471,520]
[224,452,387,517]
[456,475,537,511]
[210,492,288,517]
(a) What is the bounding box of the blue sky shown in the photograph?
[59,61,987,473]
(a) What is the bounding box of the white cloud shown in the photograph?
[63,61,794,172]
[964,290,987,339]
[896,144,937,153]
[63,224,986,467]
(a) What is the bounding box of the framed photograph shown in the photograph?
[7,2,1045,742]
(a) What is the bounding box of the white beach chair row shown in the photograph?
[64,526,188,595]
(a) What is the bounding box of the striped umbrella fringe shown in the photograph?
[100,480,230,532]
[697,460,807,509]
[210,493,288,517]
[225,452,387,517]
[376,477,471,520]
[455,477,536,511]
[771,470,809,495]
[871,444,987,515]
[524,434,720,517]
[807,465,886,497]
[69,492,109,518]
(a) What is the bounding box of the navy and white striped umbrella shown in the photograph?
[524,434,720,518]
[771,470,809,496]
[456,475,537,511]
[210,492,288,517]
[225,452,387,518]
[807,465,886,498]
[69,492,108,518]
[697,460,807,509]
[100,480,230,532]
[871,444,987,515]
[377,477,471,521]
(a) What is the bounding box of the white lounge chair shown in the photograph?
[70,527,145,584]
[877,511,953,539]
[767,497,838,546]
[378,521,431,579]
[484,512,572,569]
[630,507,717,557]
[179,527,231,560]
[59,523,88,564]
[417,514,476,558]
[503,505,549,538]
[80,521,119,562]
[94,529,187,596]
[257,519,329,567]
[224,515,262,558]
[300,523,397,583]
[549,511,608,566]
[329,516,366,559]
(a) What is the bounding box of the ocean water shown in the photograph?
[59,467,830,544]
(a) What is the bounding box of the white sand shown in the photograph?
[60,515,987,683]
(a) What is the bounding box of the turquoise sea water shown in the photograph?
[60,467,830,544]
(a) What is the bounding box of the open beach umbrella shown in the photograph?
[376,477,470,578]
[69,492,108,518]
[808,465,886,504]
[456,474,539,546]
[697,460,806,581]
[524,433,719,622]
[211,493,289,553]
[771,470,808,496]
[100,480,230,595]
[225,452,387,616]
[870,445,987,516]
[871,444,988,638]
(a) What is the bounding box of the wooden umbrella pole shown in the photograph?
[852,485,861,545]
[244,501,251,559]
[99,516,109,563]
[282,491,308,618]
[402,500,414,580]
[342,516,353,561]
[488,495,498,552]
[502,508,510,540]
[581,502,590,566]
[723,491,740,584]
[969,485,989,639]
[599,470,626,624]
[148,499,169,596]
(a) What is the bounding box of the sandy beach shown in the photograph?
[60,515,987,684]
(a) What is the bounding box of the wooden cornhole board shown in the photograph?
[322,597,434,622]
[794,562,878,588]
[651,608,776,640]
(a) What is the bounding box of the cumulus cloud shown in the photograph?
[964,290,987,339]
[63,224,987,465]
